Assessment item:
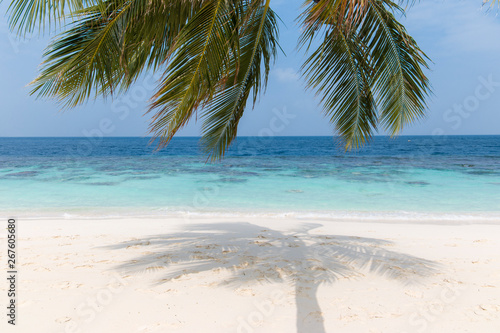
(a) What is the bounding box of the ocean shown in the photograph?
[0,136,499,219]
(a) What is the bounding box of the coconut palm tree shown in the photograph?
[104,222,438,332]
[3,0,496,159]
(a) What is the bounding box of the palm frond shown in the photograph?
[200,0,279,160]
[29,0,203,106]
[484,0,500,7]
[302,28,376,149]
[30,1,132,106]
[7,0,95,34]
[300,0,431,148]
[147,0,244,149]
[363,1,430,135]
[300,0,417,39]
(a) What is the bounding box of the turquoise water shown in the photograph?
[0,136,499,219]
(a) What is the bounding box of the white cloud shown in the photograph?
[272,67,299,83]
[404,0,500,54]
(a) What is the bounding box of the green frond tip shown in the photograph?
[484,0,500,7]
[147,0,280,161]
[300,0,431,150]
[200,0,279,161]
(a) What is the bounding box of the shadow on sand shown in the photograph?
[102,222,439,332]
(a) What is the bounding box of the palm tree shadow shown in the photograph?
[102,222,439,333]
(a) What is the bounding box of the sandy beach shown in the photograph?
[2,0,500,330]
[1,216,499,333]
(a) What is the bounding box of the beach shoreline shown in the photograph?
[4,209,500,224]
[1,216,499,332]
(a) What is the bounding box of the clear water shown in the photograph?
[0,136,499,219]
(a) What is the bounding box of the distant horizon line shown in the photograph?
[0,134,499,139]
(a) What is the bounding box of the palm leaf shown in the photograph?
[300,0,431,149]
[200,0,280,159]
[302,28,376,149]
[7,0,98,34]
[29,0,203,106]
[363,1,430,135]
[30,1,133,106]
[147,0,242,148]
[484,0,500,7]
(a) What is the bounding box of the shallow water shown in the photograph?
[0,136,499,219]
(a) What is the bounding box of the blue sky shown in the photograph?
[1,0,500,137]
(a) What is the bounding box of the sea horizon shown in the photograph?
[2,134,500,138]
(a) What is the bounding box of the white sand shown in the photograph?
[1,216,500,333]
